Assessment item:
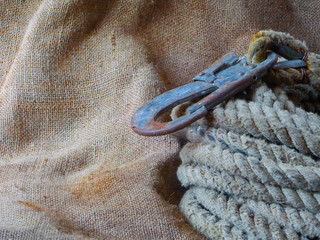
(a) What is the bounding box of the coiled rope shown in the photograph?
[175,30,320,239]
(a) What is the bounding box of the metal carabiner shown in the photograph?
[131,41,309,136]
[131,52,278,136]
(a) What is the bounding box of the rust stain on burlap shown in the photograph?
[18,200,92,237]
[18,200,44,212]
[69,166,126,202]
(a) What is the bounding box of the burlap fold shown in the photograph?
[0,1,320,239]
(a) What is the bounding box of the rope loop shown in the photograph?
[176,30,320,239]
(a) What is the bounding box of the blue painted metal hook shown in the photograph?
[131,42,308,136]
[131,52,277,136]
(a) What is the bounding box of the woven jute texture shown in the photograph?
[0,1,320,239]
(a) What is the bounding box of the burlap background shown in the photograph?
[0,1,319,239]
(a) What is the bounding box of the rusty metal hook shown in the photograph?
[131,52,278,136]
[131,42,309,136]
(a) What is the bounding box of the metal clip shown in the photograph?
[131,42,309,136]
[131,52,278,136]
[264,41,308,81]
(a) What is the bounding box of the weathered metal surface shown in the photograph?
[131,81,217,136]
[272,59,307,70]
[131,42,309,136]
[267,41,305,60]
[131,53,277,136]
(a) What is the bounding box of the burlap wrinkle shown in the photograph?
[0,1,320,239]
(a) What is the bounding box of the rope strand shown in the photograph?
[177,30,320,239]
[178,163,320,213]
[181,143,320,192]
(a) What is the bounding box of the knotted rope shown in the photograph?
[175,30,320,239]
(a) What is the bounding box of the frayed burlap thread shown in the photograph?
[177,30,320,239]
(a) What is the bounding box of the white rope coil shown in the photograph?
[177,30,320,240]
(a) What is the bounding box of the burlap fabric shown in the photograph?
[0,1,319,239]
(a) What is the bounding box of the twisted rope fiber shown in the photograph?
[212,98,320,157]
[181,141,320,192]
[177,30,320,240]
[182,187,314,240]
[178,161,320,214]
